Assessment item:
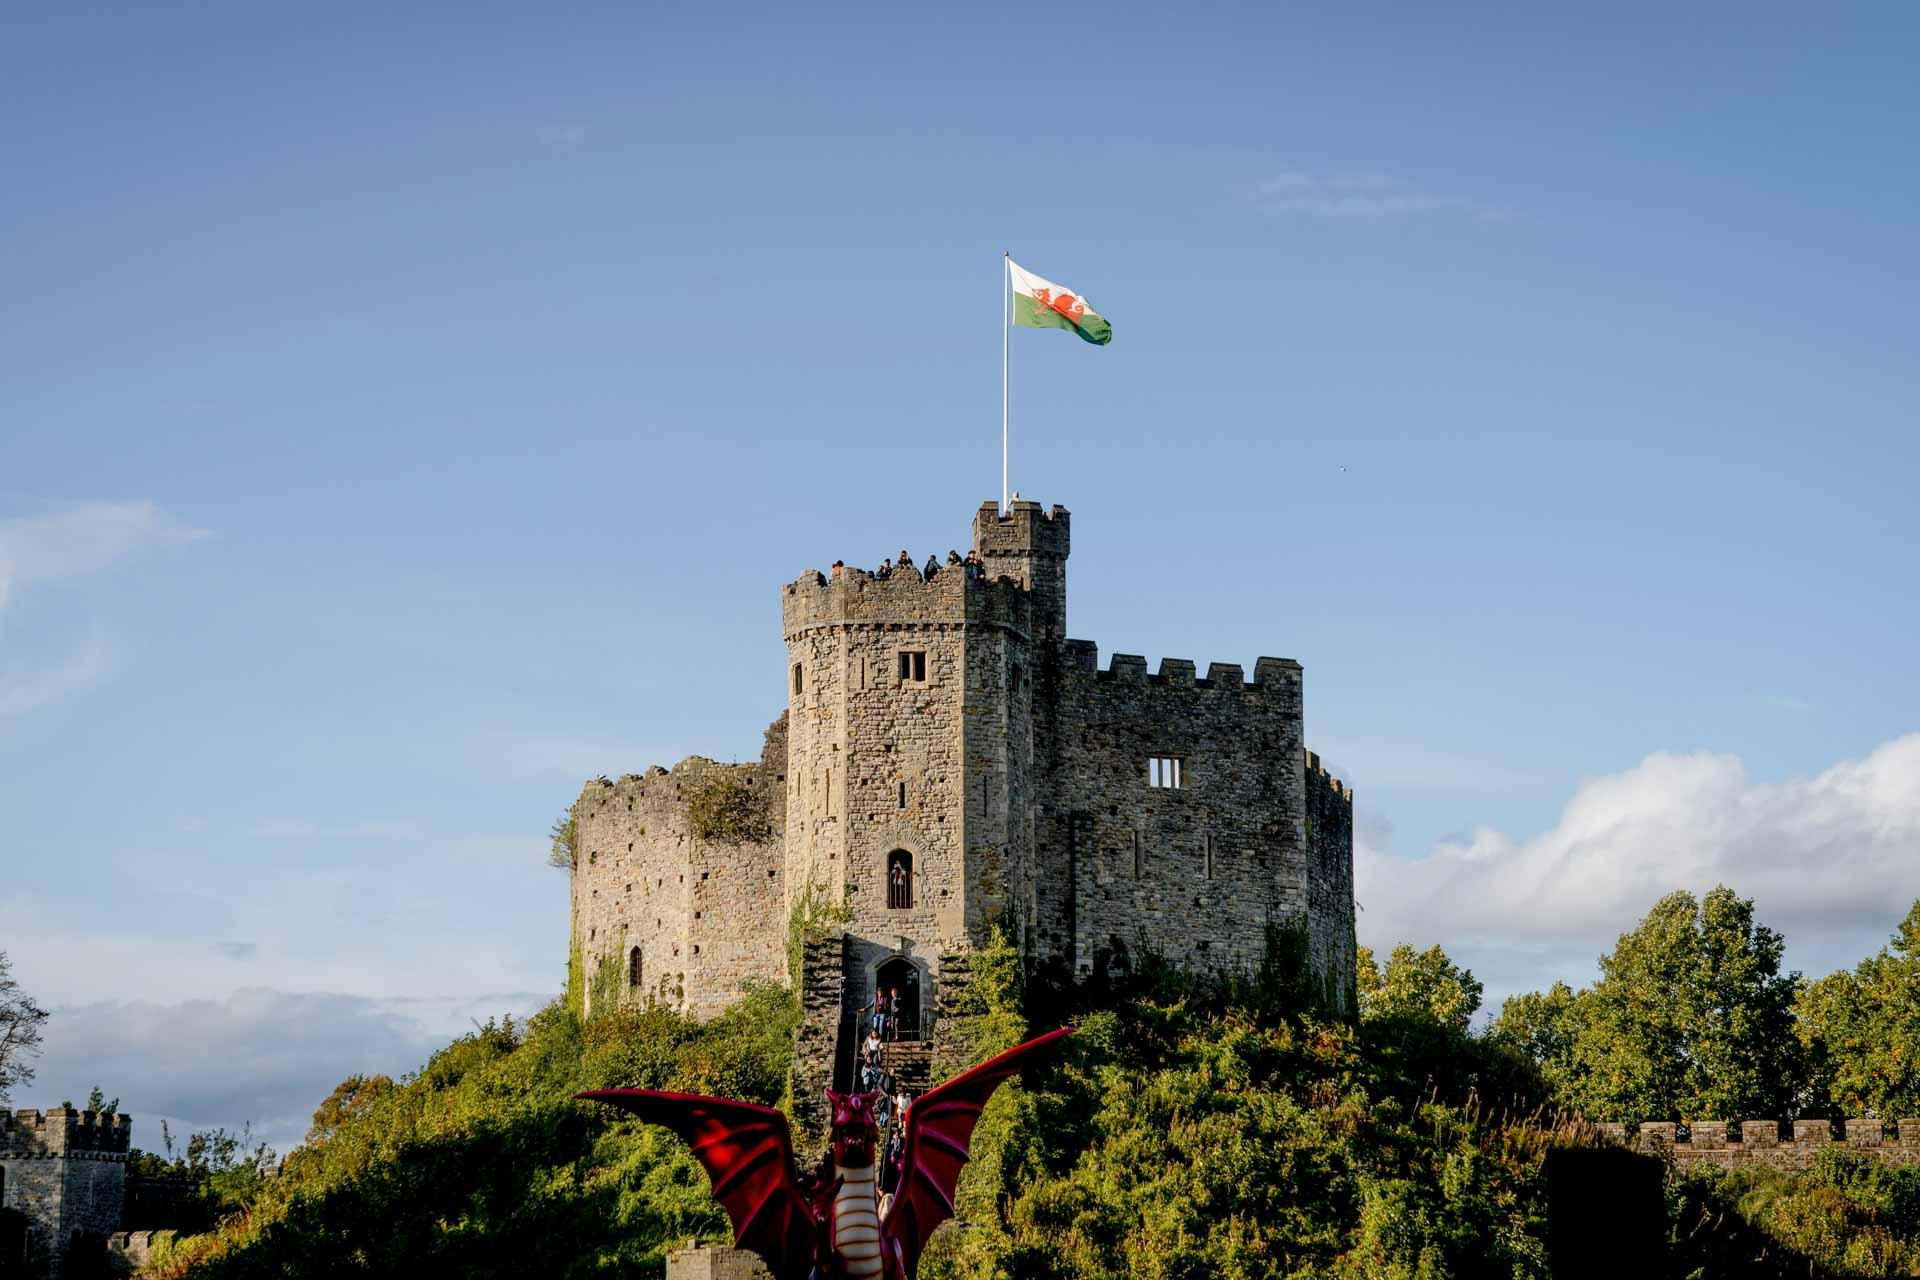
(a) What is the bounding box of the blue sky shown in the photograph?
[3,3,1917,1150]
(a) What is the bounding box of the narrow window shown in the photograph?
[628,946,642,988]
[1148,756,1184,789]
[1132,829,1143,878]
[792,663,804,695]
[825,767,834,817]
[1204,833,1214,881]
[898,781,907,809]
[887,850,913,909]
[898,650,927,682]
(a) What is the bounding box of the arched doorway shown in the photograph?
[875,957,921,1041]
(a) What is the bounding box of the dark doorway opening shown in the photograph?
[876,958,921,1040]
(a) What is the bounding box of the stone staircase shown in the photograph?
[881,1040,935,1094]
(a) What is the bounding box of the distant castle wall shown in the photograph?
[0,1108,132,1277]
[1597,1118,1920,1172]
[572,718,788,1020]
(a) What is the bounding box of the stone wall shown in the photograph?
[1597,1118,1920,1172]
[1043,647,1310,981]
[0,1108,131,1277]
[107,1229,176,1272]
[1305,753,1357,1015]
[666,1244,773,1280]
[790,931,849,1152]
[571,717,787,1020]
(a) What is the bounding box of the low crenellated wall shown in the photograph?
[107,1229,177,1270]
[1597,1118,1920,1172]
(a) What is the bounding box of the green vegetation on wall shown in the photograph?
[683,772,771,846]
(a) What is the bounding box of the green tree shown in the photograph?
[85,1085,120,1115]
[0,950,48,1102]
[1796,898,1920,1118]
[307,1073,395,1144]
[1506,887,1806,1123]
[547,811,576,871]
[1358,943,1484,1033]
[1489,981,1580,1095]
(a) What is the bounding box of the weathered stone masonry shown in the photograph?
[0,1107,130,1277]
[1598,1118,1920,1172]
[570,498,1356,1064]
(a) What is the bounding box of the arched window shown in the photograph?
[628,946,642,989]
[886,850,912,909]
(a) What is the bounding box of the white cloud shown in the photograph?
[0,633,110,717]
[0,500,208,716]
[1356,734,1920,1006]
[0,500,210,609]
[27,988,549,1154]
[1256,171,1505,220]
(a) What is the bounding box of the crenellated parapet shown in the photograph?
[0,1107,132,1159]
[782,562,1032,639]
[1060,644,1304,695]
[1598,1118,1920,1171]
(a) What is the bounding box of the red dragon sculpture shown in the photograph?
[577,1026,1072,1280]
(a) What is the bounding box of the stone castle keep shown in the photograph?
[571,499,1357,1084]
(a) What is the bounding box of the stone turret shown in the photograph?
[972,500,1069,642]
[0,1107,133,1277]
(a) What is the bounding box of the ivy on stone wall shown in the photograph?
[684,773,772,846]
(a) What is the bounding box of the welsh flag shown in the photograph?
[1009,259,1112,346]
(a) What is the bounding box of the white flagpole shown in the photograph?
[1002,252,1010,514]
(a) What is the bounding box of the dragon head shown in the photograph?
[825,1089,882,1167]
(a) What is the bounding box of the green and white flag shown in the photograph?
[1008,259,1112,346]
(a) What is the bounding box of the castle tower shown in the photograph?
[971,501,1069,642]
[0,1107,132,1276]
[780,527,1048,1034]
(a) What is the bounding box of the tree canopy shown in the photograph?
[1796,900,1920,1118]
[1493,887,1807,1122]
[0,949,48,1103]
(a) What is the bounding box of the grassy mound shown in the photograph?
[147,930,1918,1278]
[147,985,797,1278]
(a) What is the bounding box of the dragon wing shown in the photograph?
[881,1027,1074,1280]
[577,1088,814,1280]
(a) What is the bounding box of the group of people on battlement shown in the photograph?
[829,548,986,585]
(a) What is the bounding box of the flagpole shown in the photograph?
[1001,252,1010,514]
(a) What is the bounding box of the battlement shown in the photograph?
[1066,646,1301,693]
[1305,751,1354,805]
[1597,1118,1920,1171]
[0,1107,132,1157]
[972,499,1070,559]
[782,560,1031,637]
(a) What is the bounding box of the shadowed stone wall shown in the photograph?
[0,1107,131,1277]
[1597,1118,1920,1171]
